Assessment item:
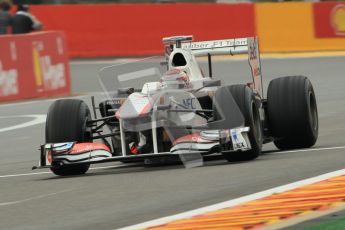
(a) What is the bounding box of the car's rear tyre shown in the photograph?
[221,85,262,161]
[46,99,92,176]
[267,76,318,150]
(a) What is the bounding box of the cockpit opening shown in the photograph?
[172,53,187,66]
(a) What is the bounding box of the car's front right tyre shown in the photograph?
[221,85,263,162]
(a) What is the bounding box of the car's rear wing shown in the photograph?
[163,36,263,97]
[181,37,249,57]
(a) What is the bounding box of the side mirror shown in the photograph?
[203,79,221,87]
[118,87,134,95]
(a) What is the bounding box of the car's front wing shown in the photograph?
[33,127,251,170]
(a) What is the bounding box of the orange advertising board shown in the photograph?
[255,2,345,52]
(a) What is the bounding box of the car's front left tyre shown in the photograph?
[46,99,92,176]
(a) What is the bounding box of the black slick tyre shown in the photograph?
[267,76,318,150]
[46,99,92,176]
[221,85,263,161]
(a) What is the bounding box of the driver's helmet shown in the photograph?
[161,68,190,89]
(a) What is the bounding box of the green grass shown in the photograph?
[302,216,345,230]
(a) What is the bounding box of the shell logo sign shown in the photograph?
[332,5,345,35]
[314,3,345,38]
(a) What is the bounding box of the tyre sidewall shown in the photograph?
[222,85,262,161]
[242,87,263,155]
[46,99,92,176]
[267,76,318,149]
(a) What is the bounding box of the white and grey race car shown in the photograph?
[33,36,318,176]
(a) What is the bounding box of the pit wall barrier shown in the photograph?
[0,31,71,101]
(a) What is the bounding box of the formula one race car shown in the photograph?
[33,36,319,176]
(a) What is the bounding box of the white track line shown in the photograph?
[118,146,345,230]
[274,145,345,154]
[0,172,52,178]
[1,146,345,179]
[0,165,124,179]
[1,146,344,179]
[0,92,111,108]
[0,94,89,108]
[0,115,46,133]
[0,189,73,206]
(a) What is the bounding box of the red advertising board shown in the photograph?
[29,3,256,57]
[0,31,70,101]
[313,2,345,38]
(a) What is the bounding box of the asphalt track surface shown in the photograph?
[1,56,345,230]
